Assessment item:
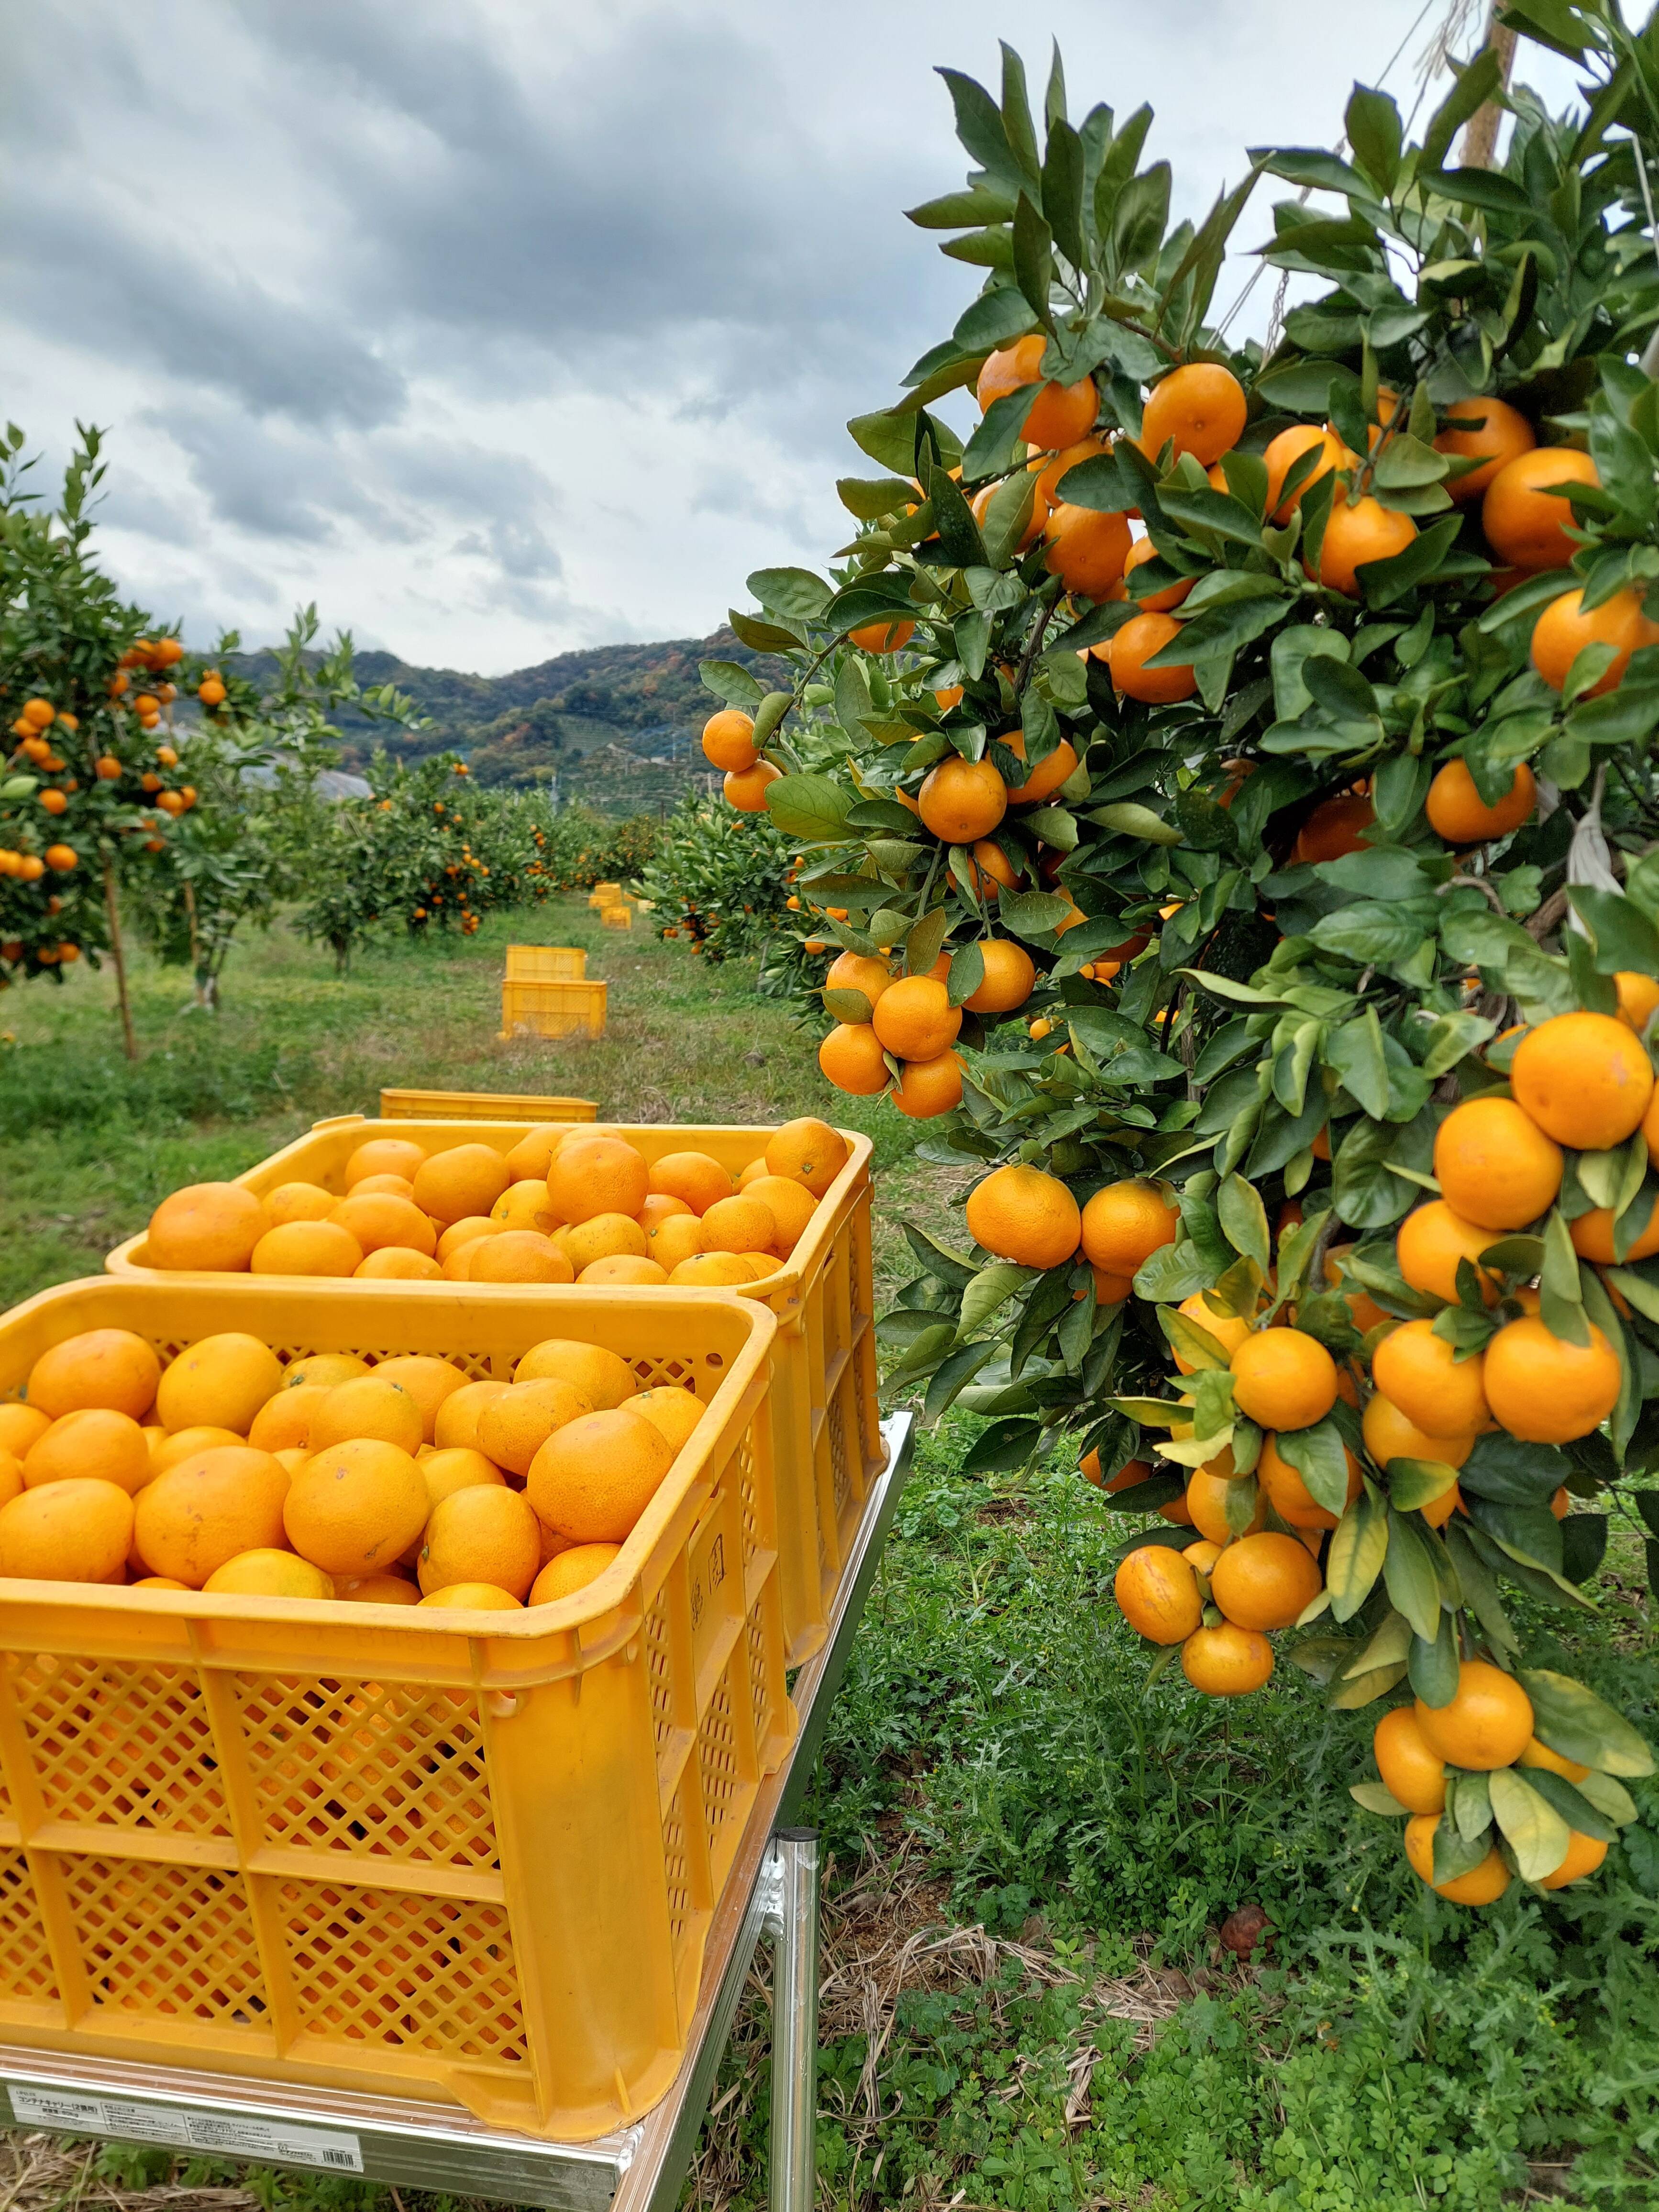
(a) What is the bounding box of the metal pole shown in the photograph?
[765,1829,819,2212]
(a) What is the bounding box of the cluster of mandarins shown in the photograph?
[140,1118,850,1291]
[0,1323,708,1612]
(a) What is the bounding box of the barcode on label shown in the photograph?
[6,2086,363,2172]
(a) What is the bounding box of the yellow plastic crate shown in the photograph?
[0,1276,790,2142]
[504,946,586,982]
[106,1114,886,1664]
[499,978,607,1040]
[379,1089,597,1123]
[601,905,632,930]
[585,883,622,909]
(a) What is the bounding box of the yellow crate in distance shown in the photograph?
[379,1088,597,1123]
[0,1274,791,2142]
[505,945,586,982]
[499,977,607,1040]
[104,1117,886,1666]
[586,881,622,908]
[601,904,632,930]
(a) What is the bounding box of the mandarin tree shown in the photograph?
[682,11,1659,1901]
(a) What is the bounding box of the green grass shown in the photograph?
[1,908,1657,2211]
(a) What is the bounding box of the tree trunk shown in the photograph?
[1462,9,1518,170]
[101,852,139,1062]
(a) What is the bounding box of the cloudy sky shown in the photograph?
[2,2,1583,675]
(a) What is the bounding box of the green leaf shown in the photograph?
[729,608,803,653]
[1041,118,1086,266]
[1520,1764,1618,1844]
[1329,1659,1408,1710]
[1409,1610,1460,1707]
[1276,1417,1354,1517]
[1350,1781,1410,1816]
[1358,516,1464,610]
[821,988,873,1025]
[903,1223,979,1288]
[1576,1770,1640,1826]
[1385,1457,1462,1513]
[1519,1669,1657,1778]
[926,469,990,569]
[1090,800,1181,846]
[748,566,832,622]
[1432,1818,1495,1886]
[947,939,986,1009]
[938,66,1026,190]
[1111,163,1171,272]
[1012,193,1054,326]
[923,1339,997,1424]
[1383,1509,1444,1643]
[699,658,766,708]
[1345,85,1403,192]
[1217,1174,1270,1273]
[960,1261,1032,1335]
[997,889,1075,940]
[906,184,1018,231]
[1449,1770,1493,1843]
[1419,166,1534,218]
[765,774,852,842]
[837,476,923,522]
[905,906,951,978]
[1159,1307,1233,1372]
[962,386,1039,481]
[1327,1488,1388,1622]
[1421,45,1505,169]
[1488,1766,1572,1882]
[1568,886,1659,976]
[1327,1008,1390,1118]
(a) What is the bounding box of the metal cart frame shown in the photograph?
[0,1414,917,2212]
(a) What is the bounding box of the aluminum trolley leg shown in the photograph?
[762,1829,820,2212]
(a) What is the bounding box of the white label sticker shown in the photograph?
[7,2086,364,2171]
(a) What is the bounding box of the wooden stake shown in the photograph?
[1462,7,1518,170]
[101,851,139,1062]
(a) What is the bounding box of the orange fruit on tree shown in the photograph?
[1002,731,1079,804]
[975,333,1098,448]
[419,1484,542,1600]
[1425,758,1536,843]
[765,1116,848,1194]
[1228,1328,1338,1430]
[630,1385,704,1452]
[1184,1454,1266,1544]
[412,1142,511,1225]
[547,1136,649,1225]
[1538,1831,1610,1889]
[531,1542,622,1603]
[1139,362,1246,465]
[146,1182,268,1271]
[726,761,781,810]
[1291,792,1374,863]
[1122,532,1192,610]
[650,1151,734,1216]
[966,1163,1082,1268]
[1079,1179,1178,1276]
[1395,1200,1500,1305]
[1262,424,1351,520]
[477,1379,593,1475]
[966,838,1020,901]
[1434,395,1536,502]
[515,1337,636,1410]
[155,1332,281,1434]
[284,1437,429,1577]
[247,1384,332,1456]
[1361,1393,1474,1472]
[1432,1096,1562,1230]
[1615,971,1659,1032]
[419,1582,522,1610]
[204,1550,333,1601]
[741,1175,818,1253]
[1511,1010,1654,1150]
[1258,1433,1361,1529]
[1172,1292,1253,1371]
[1520,1735,1591,1783]
[1180,1619,1273,1695]
[23,1408,151,1495]
[1482,445,1598,568]
[872,975,961,1060]
[250,1219,364,1277]
[1111,610,1197,703]
[1030,434,1107,512]
[1113,1546,1203,1644]
[433,1377,509,1452]
[1208,1529,1322,1631]
[1042,503,1132,597]
[374,1354,469,1442]
[701,709,758,772]
[528,1407,674,1544]
[1531,585,1656,696]
[1370,1321,1489,1438]
[1404,1815,1512,1904]
[310,1374,424,1457]
[27,1328,160,1421]
[917,754,1008,842]
[702,1193,777,1253]
[892,1051,963,1118]
[848,618,916,653]
[134,1447,289,1585]
[963,939,1035,1014]
[1569,1204,1659,1262]
[471,1230,575,1283]
[818,1022,889,1094]
[0,1478,134,1582]
[265,1181,342,1227]
[824,950,893,1010]
[492,1179,562,1234]
[344,1137,427,1186]
[1482,1314,1621,1443]
[1414,1658,1533,1770]
[1373,1706,1447,1814]
[1314,494,1417,596]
